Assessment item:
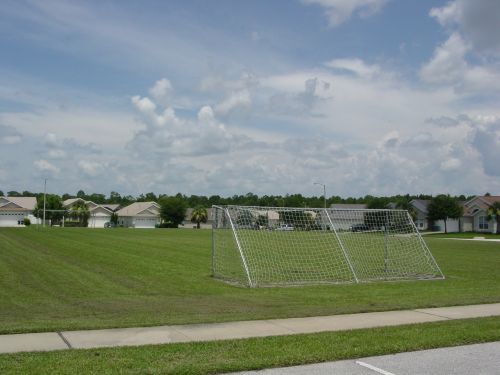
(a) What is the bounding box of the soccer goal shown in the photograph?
[211,205,444,287]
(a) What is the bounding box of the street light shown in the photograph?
[43,178,47,227]
[313,182,326,209]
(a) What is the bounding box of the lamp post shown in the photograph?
[313,182,326,209]
[43,178,47,227]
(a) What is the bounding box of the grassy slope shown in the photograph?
[1,228,500,334]
[1,317,500,374]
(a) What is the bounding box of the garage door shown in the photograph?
[0,213,25,227]
[89,216,109,228]
[134,218,157,228]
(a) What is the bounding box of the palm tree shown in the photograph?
[486,201,500,234]
[191,206,208,229]
[71,200,90,227]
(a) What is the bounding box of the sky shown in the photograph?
[1,0,500,198]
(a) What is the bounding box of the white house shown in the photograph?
[0,196,38,227]
[116,201,160,228]
[63,198,117,228]
[462,195,500,233]
[329,203,367,231]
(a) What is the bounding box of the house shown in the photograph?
[63,198,119,228]
[329,203,367,230]
[462,195,500,233]
[116,201,160,228]
[0,196,39,227]
[410,199,461,232]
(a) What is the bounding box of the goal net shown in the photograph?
[212,205,444,287]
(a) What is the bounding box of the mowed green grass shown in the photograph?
[1,227,500,334]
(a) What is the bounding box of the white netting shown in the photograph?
[212,205,444,287]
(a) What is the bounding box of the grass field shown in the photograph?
[1,227,500,334]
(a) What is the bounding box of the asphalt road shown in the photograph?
[231,341,500,375]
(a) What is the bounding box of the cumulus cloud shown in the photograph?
[149,78,173,105]
[430,0,500,54]
[422,1,500,97]
[420,33,469,84]
[34,159,60,175]
[302,0,390,27]
[131,95,156,113]
[78,160,105,177]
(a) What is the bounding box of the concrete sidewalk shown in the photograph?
[1,303,500,354]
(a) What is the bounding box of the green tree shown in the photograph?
[110,212,119,226]
[76,190,86,199]
[109,191,122,204]
[486,201,500,234]
[159,196,187,228]
[190,206,208,229]
[427,195,463,233]
[34,194,64,225]
[0,190,3,196]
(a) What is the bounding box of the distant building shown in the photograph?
[0,196,39,227]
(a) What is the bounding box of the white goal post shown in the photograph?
[211,205,444,287]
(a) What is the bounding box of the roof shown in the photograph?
[463,195,500,216]
[116,202,160,217]
[410,199,430,214]
[0,196,37,211]
[102,204,120,212]
[63,198,85,207]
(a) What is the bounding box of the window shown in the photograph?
[478,216,489,230]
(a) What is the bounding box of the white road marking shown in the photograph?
[355,360,396,375]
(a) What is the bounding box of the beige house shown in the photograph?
[116,201,160,228]
[63,198,118,228]
[0,196,38,227]
[462,195,500,233]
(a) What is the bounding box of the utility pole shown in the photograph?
[43,178,47,227]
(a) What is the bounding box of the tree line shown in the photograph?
[0,189,476,209]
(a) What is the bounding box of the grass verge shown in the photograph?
[1,316,499,374]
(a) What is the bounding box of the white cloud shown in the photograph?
[325,58,381,79]
[430,0,500,54]
[302,0,389,27]
[420,33,468,84]
[215,90,251,115]
[420,32,500,94]
[440,158,461,171]
[34,159,60,175]
[131,95,156,113]
[149,78,173,105]
[78,160,105,177]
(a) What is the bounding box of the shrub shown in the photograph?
[23,218,31,226]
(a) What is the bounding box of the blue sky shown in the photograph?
[1,0,499,197]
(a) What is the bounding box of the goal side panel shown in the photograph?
[212,206,250,286]
[329,209,443,282]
